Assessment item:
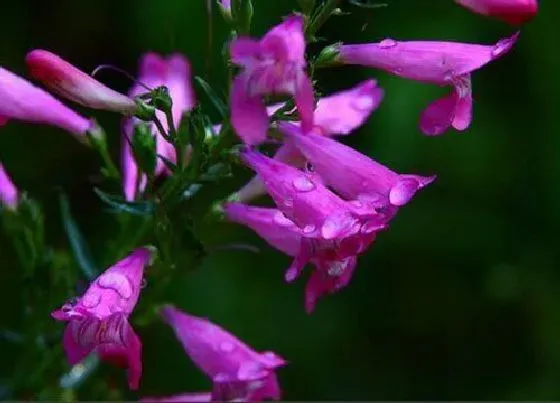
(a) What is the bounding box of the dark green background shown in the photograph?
[1,0,559,400]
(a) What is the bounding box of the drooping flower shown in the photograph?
[280,122,436,209]
[122,52,195,201]
[337,33,518,135]
[0,66,91,137]
[229,15,314,145]
[26,50,137,115]
[51,248,152,390]
[233,80,385,203]
[455,0,537,25]
[142,305,286,402]
[224,202,366,313]
[0,163,19,210]
[239,149,386,283]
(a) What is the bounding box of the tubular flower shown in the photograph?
[0,66,91,137]
[337,33,518,135]
[122,52,195,201]
[240,149,386,283]
[142,305,286,402]
[224,202,368,313]
[229,15,314,145]
[455,0,537,25]
[51,248,152,390]
[234,80,385,203]
[26,49,137,115]
[280,122,435,210]
[0,164,19,210]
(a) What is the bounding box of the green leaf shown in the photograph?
[59,193,97,280]
[194,76,228,118]
[93,188,155,216]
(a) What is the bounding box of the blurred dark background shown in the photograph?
[1,0,559,400]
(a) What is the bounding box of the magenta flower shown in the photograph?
[220,0,231,12]
[225,202,367,312]
[338,33,518,135]
[0,66,91,137]
[281,122,435,209]
[51,248,152,390]
[455,0,537,25]
[229,15,314,145]
[240,149,385,283]
[234,80,384,203]
[142,305,286,402]
[122,52,195,201]
[26,50,137,115]
[0,164,19,210]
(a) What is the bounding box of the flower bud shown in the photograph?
[26,50,137,115]
[131,123,157,177]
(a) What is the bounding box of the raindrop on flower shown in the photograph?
[303,224,316,234]
[97,272,133,299]
[378,38,397,49]
[140,278,148,289]
[220,341,235,353]
[273,211,294,227]
[292,176,315,192]
[352,95,374,111]
[304,162,315,173]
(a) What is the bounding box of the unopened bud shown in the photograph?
[132,123,157,177]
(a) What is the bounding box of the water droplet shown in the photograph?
[284,198,293,207]
[304,162,315,173]
[303,224,316,234]
[292,176,315,192]
[328,261,346,276]
[443,70,455,82]
[220,341,235,352]
[350,200,363,209]
[273,211,294,227]
[140,278,148,289]
[352,95,374,111]
[361,220,385,234]
[81,293,101,309]
[61,304,73,312]
[321,219,341,239]
[97,272,133,299]
[378,38,397,49]
[394,67,404,75]
[492,38,511,57]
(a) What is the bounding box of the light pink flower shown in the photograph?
[0,163,19,210]
[456,0,537,25]
[52,248,152,390]
[26,50,137,115]
[142,305,285,401]
[122,53,195,201]
[281,122,435,209]
[234,80,384,203]
[225,202,366,313]
[338,33,518,135]
[229,15,314,145]
[0,66,90,137]
[220,0,231,12]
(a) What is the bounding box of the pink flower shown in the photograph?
[0,66,91,137]
[229,15,314,145]
[0,163,19,210]
[220,0,231,12]
[224,202,367,312]
[239,149,386,284]
[281,122,435,209]
[122,52,195,201]
[455,0,537,25]
[26,50,137,115]
[338,33,518,135]
[51,248,152,390]
[142,305,286,402]
[234,80,384,202]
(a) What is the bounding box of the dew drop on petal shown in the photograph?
[303,224,316,234]
[292,176,315,192]
[321,219,340,239]
[327,260,346,277]
[273,211,294,227]
[378,38,397,49]
[220,341,235,353]
[284,198,293,207]
[352,95,374,111]
[140,278,148,289]
[97,273,133,299]
[81,293,101,309]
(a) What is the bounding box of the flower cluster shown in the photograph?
[0,0,537,400]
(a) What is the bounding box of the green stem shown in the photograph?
[97,142,121,181]
[306,0,342,38]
